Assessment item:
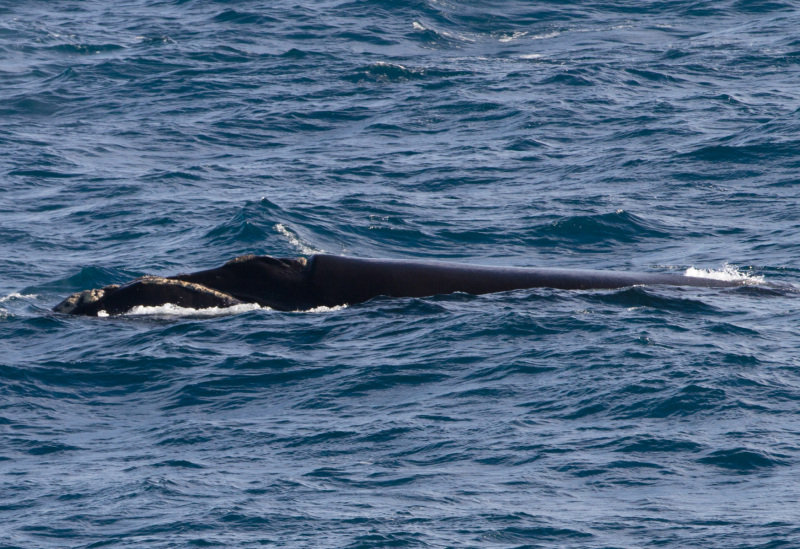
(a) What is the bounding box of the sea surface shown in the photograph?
[2,1,800,547]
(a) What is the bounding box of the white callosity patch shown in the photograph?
[53,286,117,314]
[137,275,239,302]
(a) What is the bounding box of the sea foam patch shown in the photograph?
[685,264,764,284]
[304,304,348,313]
[0,293,38,318]
[112,303,266,317]
[0,292,37,303]
[274,223,321,255]
[104,302,348,317]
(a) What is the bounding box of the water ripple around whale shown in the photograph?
[4,0,800,547]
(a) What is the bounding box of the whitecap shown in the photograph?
[685,264,764,284]
[0,292,37,304]
[531,31,560,40]
[499,31,527,43]
[112,302,346,317]
[122,303,266,317]
[304,304,348,313]
[274,223,321,255]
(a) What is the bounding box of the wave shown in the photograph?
[343,62,467,84]
[530,210,671,246]
[274,224,322,255]
[104,303,266,318]
[685,264,764,284]
[0,292,37,304]
[212,9,279,25]
[101,302,347,317]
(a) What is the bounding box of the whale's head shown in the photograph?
[54,285,120,315]
[53,277,243,316]
[53,255,315,316]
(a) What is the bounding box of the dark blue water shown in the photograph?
[3,1,800,547]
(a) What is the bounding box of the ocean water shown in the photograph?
[2,1,800,547]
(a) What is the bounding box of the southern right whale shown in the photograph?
[53,254,747,316]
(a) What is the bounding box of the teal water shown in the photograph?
[2,1,800,547]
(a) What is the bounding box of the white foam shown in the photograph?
[274,223,321,255]
[110,302,347,318]
[499,31,527,43]
[0,292,37,303]
[685,264,764,284]
[304,304,348,313]
[122,303,266,317]
[372,61,410,72]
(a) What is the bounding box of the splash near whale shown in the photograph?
[54,254,746,316]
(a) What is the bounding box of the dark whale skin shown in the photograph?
[53,254,743,316]
[308,255,741,308]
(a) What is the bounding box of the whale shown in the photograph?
[53,254,745,316]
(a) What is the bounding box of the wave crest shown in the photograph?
[685,264,764,284]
